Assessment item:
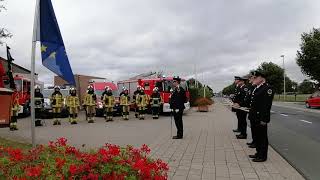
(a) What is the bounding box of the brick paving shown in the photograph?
[149,102,305,180]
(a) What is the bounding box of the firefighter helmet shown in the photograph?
[35,85,41,90]
[87,85,93,90]
[35,85,41,93]
[70,87,76,94]
[54,86,60,91]
[153,87,159,92]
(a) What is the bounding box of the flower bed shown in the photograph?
[194,98,214,112]
[0,138,169,179]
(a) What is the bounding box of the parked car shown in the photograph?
[305,91,320,108]
[42,88,70,119]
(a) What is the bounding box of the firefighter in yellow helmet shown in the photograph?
[120,87,130,120]
[66,87,80,124]
[10,90,20,131]
[83,85,96,123]
[136,87,149,120]
[150,87,163,119]
[103,86,115,122]
[51,86,63,125]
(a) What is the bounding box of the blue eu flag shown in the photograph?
[34,0,75,85]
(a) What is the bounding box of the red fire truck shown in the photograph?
[3,75,43,116]
[117,76,190,113]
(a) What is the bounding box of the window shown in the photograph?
[14,80,22,92]
[163,80,187,92]
[144,82,150,90]
[155,81,163,92]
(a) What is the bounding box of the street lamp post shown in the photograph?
[281,55,286,101]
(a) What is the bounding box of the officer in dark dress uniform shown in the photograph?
[248,71,274,162]
[233,76,249,139]
[169,76,187,139]
[232,76,241,132]
[245,73,257,148]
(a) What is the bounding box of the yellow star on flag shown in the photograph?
[49,52,56,59]
[41,45,47,52]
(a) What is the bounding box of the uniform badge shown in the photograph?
[267,89,273,95]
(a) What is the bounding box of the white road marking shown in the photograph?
[270,110,275,113]
[300,120,312,124]
[280,114,289,117]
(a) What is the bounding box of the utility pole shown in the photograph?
[281,55,286,101]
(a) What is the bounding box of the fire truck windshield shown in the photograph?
[14,80,22,91]
[163,80,187,92]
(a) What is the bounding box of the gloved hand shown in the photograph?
[260,121,267,126]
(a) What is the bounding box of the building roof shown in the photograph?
[0,56,32,73]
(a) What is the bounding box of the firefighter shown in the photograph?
[136,87,149,120]
[133,85,141,118]
[83,85,96,123]
[150,87,162,119]
[66,87,80,124]
[34,85,44,127]
[120,87,130,120]
[51,86,63,125]
[103,86,115,122]
[10,91,20,131]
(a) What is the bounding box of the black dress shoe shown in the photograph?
[252,158,267,162]
[236,134,247,139]
[248,144,256,148]
[172,136,183,139]
[233,129,240,132]
[249,154,257,158]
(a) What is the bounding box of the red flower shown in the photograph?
[82,154,99,167]
[107,144,120,156]
[56,137,67,147]
[65,146,78,155]
[98,148,108,156]
[55,157,66,169]
[69,164,78,175]
[86,173,99,180]
[7,148,24,162]
[141,144,151,154]
[25,166,42,177]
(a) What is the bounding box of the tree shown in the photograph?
[285,77,298,93]
[298,79,315,94]
[296,28,320,83]
[0,0,11,44]
[222,83,236,95]
[257,62,284,94]
[187,78,203,88]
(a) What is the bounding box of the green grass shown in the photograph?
[273,94,311,102]
[0,137,32,150]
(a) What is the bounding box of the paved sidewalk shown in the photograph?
[149,102,305,180]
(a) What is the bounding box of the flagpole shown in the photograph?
[30,0,39,148]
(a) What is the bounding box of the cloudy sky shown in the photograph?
[1,0,319,91]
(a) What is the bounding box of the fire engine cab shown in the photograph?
[3,75,43,116]
[117,76,190,113]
